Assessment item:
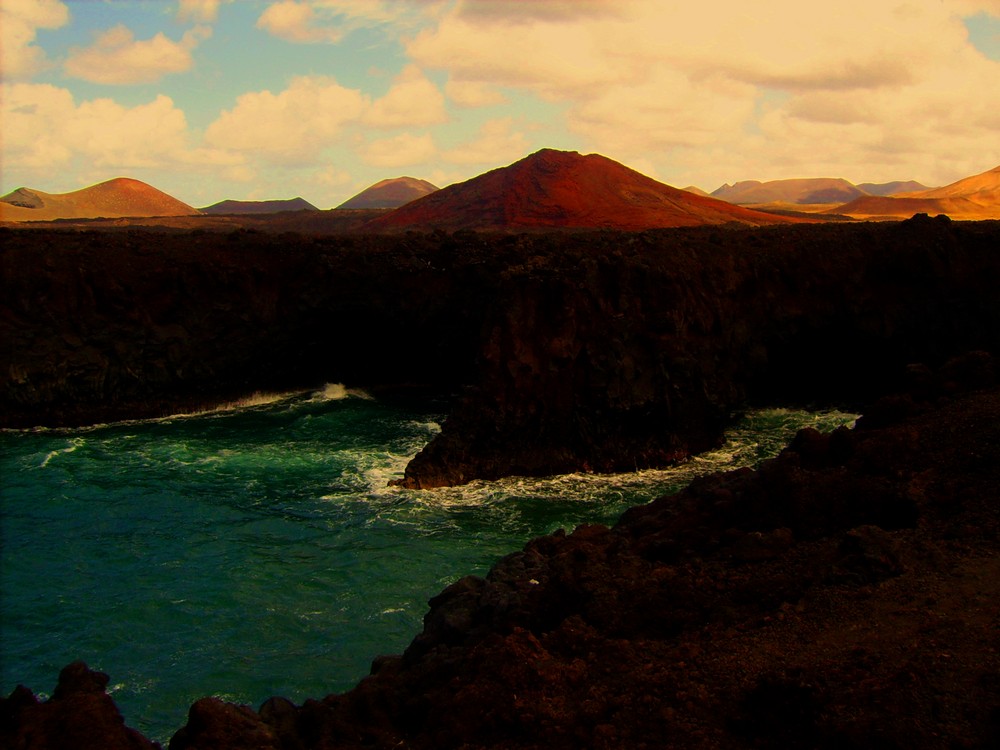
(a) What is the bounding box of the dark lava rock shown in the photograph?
[1,661,160,750]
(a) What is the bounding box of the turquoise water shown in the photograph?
[0,386,855,743]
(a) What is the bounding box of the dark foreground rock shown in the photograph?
[6,353,1000,748]
[0,661,160,750]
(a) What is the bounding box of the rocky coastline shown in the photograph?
[3,218,1000,747]
[4,351,999,748]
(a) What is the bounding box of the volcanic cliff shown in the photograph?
[364,149,803,232]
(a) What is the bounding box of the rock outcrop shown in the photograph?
[398,215,1000,487]
[1,661,160,750]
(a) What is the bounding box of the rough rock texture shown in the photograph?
[0,228,492,426]
[398,216,1000,487]
[7,354,999,748]
[3,218,1000,492]
[0,661,160,750]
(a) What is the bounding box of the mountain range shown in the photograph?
[364,149,803,232]
[3,154,998,227]
[831,165,1000,220]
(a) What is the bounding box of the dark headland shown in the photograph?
[2,149,1000,748]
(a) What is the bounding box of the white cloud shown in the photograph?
[445,79,507,108]
[407,0,1000,187]
[176,0,229,24]
[361,132,436,167]
[0,0,69,81]
[204,75,367,164]
[442,117,528,165]
[1,82,240,190]
[256,0,446,43]
[363,65,447,127]
[256,1,344,43]
[64,24,210,84]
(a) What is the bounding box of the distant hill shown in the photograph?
[0,178,199,222]
[337,177,439,209]
[711,178,866,206]
[831,165,1000,220]
[682,186,710,197]
[199,197,318,215]
[365,149,805,232]
[856,180,929,197]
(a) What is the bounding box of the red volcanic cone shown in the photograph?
[365,149,805,231]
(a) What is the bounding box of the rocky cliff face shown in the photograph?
[399,216,1000,487]
[0,228,492,426]
[3,218,1000,492]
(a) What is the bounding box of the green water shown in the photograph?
[0,386,854,743]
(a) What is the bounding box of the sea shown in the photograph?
[0,384,855,743]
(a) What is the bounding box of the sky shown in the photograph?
[2,0,1000,209]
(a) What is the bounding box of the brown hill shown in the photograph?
[337,176,439,209]
[832,164,1000,220]
[856,180,929,197]
[199,197,317,214]
[712,177,865,205]
[0,178,199,222]
[901,164,1000,204]
[365,149,803,232]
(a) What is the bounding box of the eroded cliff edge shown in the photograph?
[3,217,999,490]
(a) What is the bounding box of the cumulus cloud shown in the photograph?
[256,0,446,43]
[1,81,240,188]
[256,0,344,43]
[204,75,367,164]
[363,65,447,127]
[361,132,437,167]
[64,24,210,84]
[408,0,1000,187]
[176,0,229,24]
[442,117,529,165]
[0,0,69,81]
[445,79,507,108]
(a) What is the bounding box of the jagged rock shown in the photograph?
[0,661,160,750]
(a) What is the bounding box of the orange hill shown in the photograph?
[831,164,1000,220]
[337,177,439,209]
[365,149,804,232]
[0,178,199,222]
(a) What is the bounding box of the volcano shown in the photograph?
[0,178,199,222]
[364,149,804,232]
[337,176,439,209]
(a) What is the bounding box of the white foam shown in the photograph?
[39,437,84,468]
[312,383,375,401]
